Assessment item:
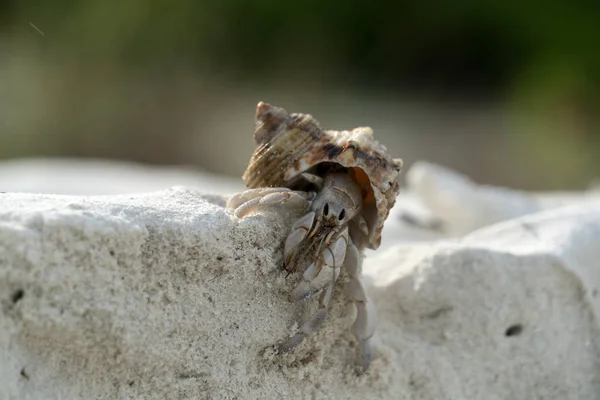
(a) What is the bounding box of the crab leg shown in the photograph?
[351,213,369,237]
[275,229,348,354]
[344,239,377,374]
[290,228,348,302]
[298,172,324,188]
[275,284,334,354]
[227,188,312,219]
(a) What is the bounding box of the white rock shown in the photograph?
[364,200,600,399]
[0,157,244,195]
[384,161,600,244]
[1,188,599,399]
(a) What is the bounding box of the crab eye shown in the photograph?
[338,209,345,220]
[323,203,329,216]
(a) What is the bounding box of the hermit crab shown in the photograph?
[227,102,403,373]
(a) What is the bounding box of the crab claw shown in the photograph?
[227,188,311,219]
[227,187,290,209]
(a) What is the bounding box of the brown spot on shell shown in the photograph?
[322,143,344,159]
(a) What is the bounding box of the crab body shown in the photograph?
[227,103,402,374]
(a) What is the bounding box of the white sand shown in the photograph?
[1,159,600,399]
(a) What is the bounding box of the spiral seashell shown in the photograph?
[242,102,403,250]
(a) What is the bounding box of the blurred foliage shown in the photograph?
[2,0,599,97]
[0,0,599,189]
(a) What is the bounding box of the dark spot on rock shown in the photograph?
[505,324,523,337]
[299,353,316,365]
[408,373,426,391]
[423,305,453,320]
[128,380,135,386]
[216,256,223,261]
[11,289,24,304]
[400,212,445,232]
[109,250,115,256]
[20,367,29,380]
[520,222,538,238]
[176,371,209,380]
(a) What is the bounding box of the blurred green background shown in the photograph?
[1,0,599,190]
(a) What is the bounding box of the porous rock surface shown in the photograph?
[1,188,599,399]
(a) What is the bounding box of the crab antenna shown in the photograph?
[307,215,323,240]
